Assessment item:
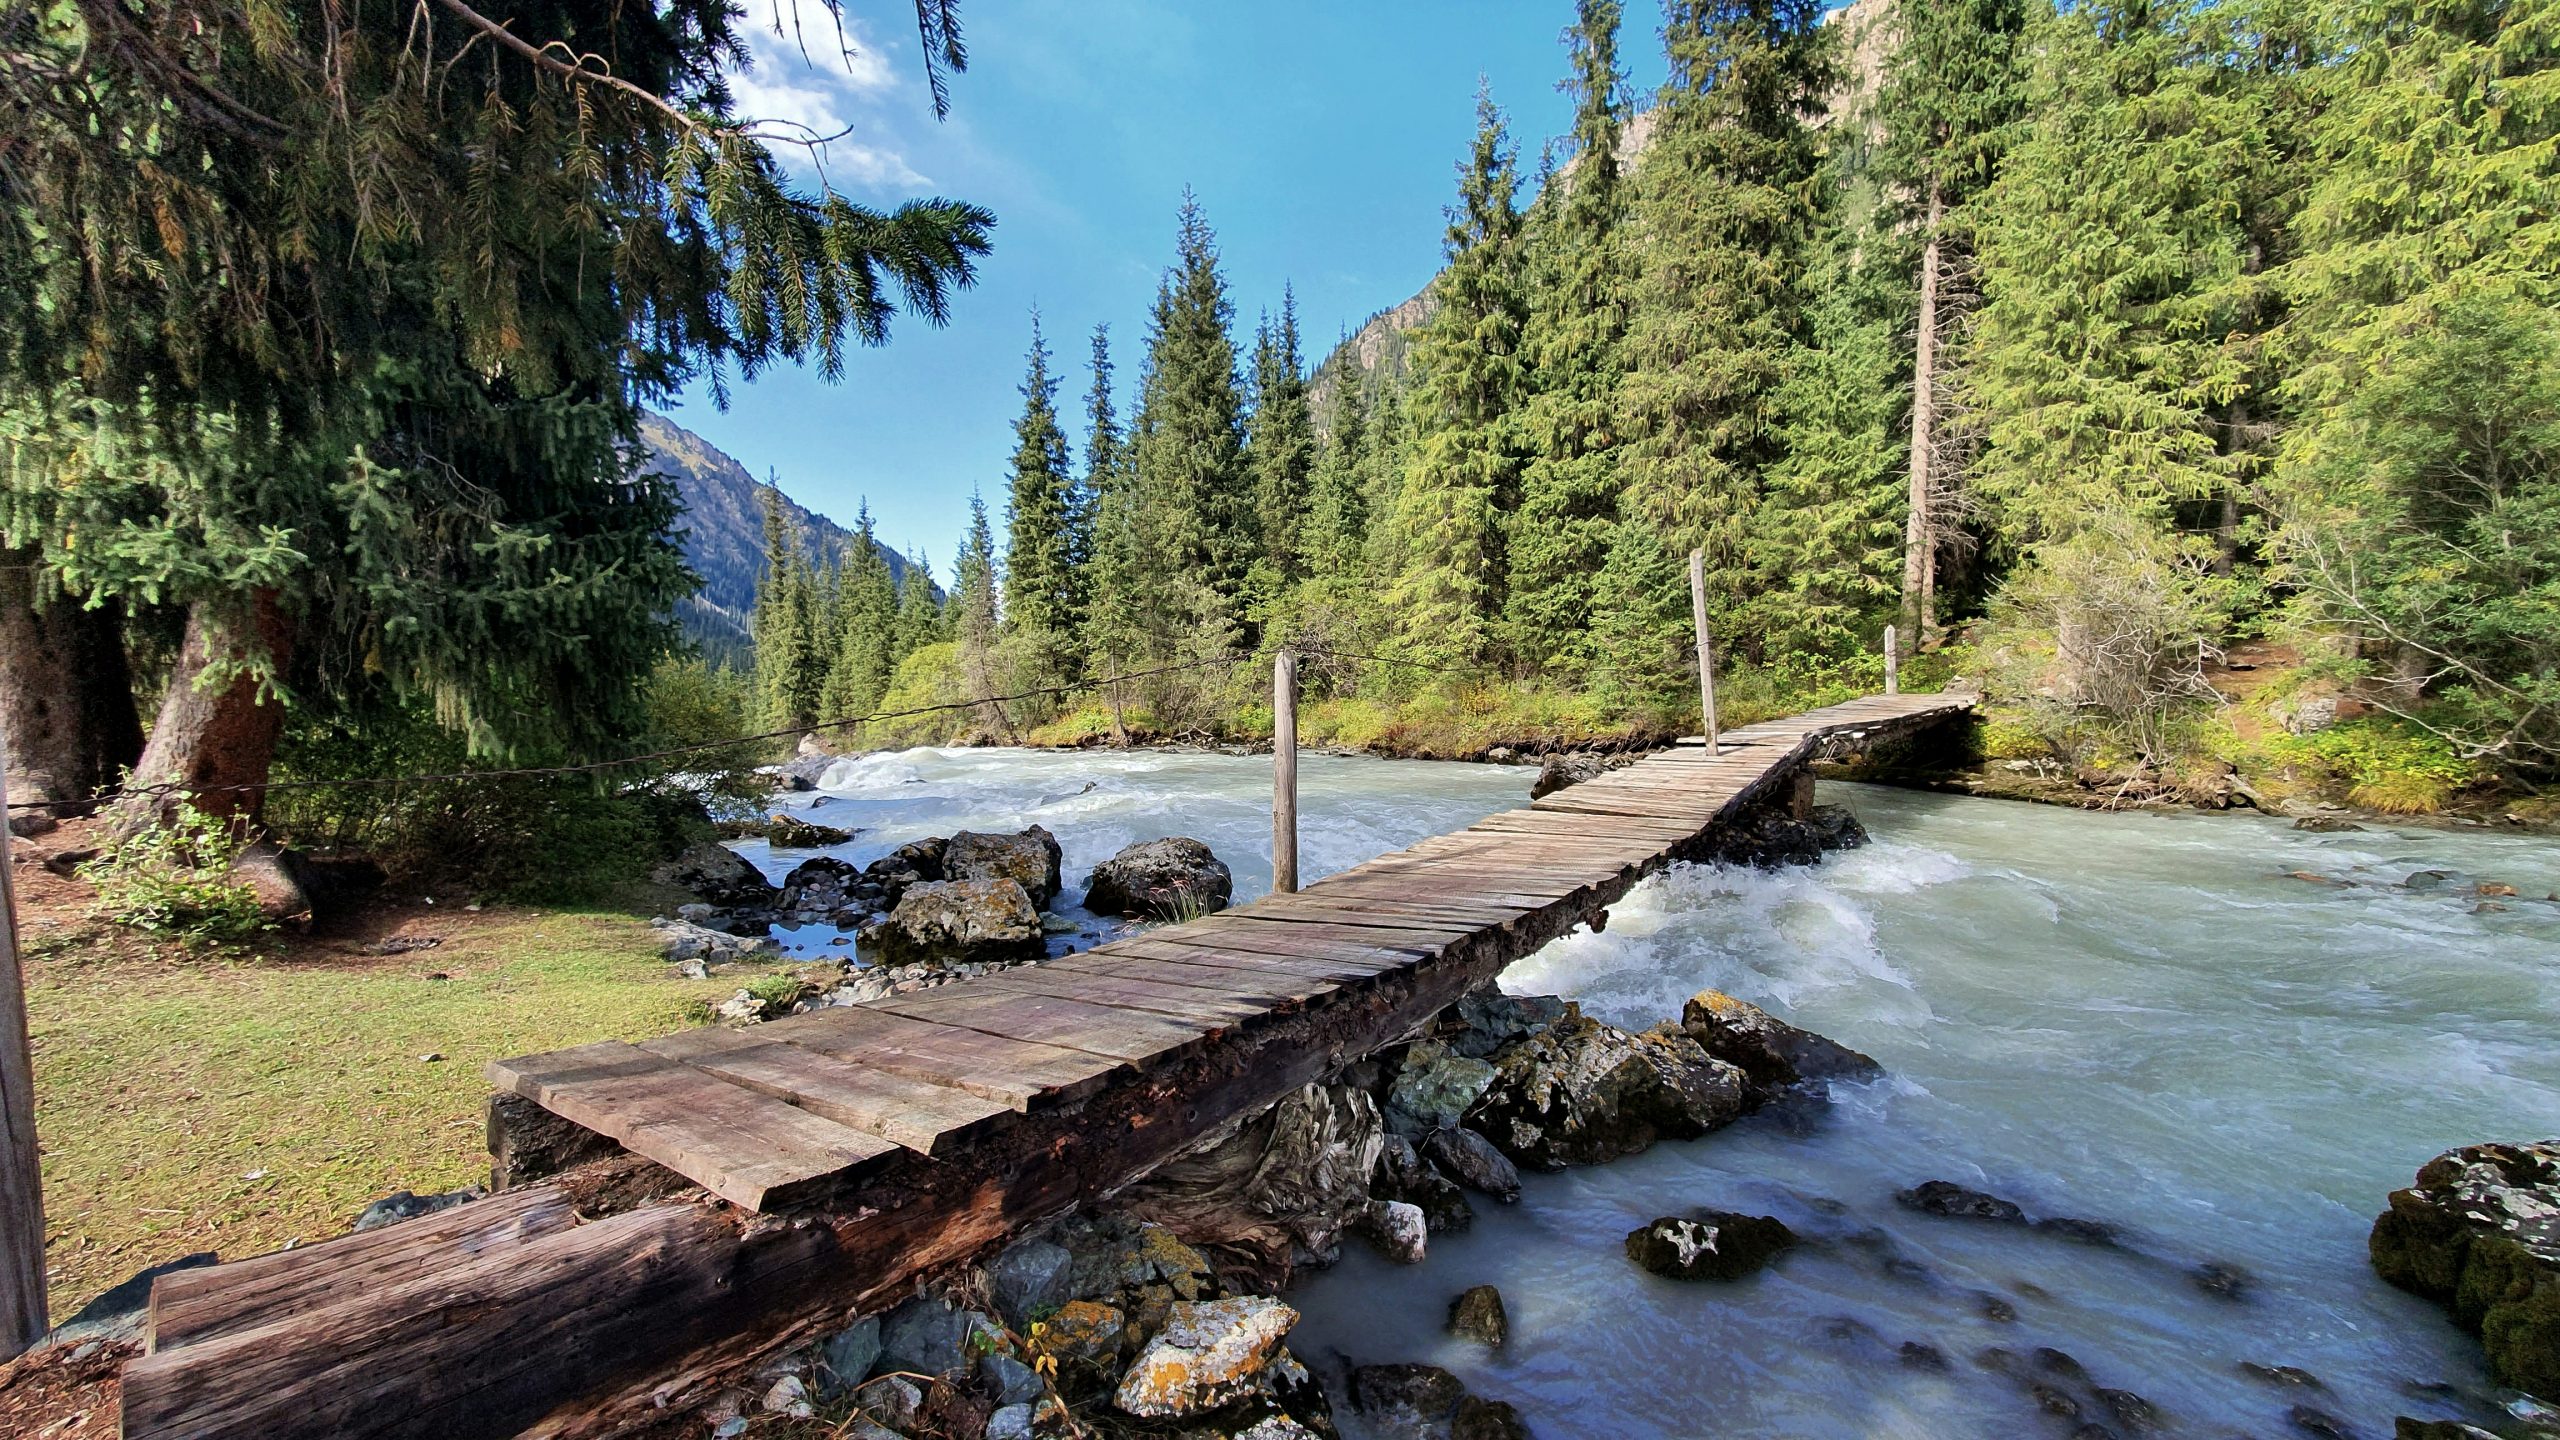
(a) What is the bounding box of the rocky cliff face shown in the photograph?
[638,411,925,667]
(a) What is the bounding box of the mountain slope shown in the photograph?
[640,412,924,667]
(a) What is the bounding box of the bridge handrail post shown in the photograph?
[0,735,47,1356]
[1687,549,1720,756]
[1884,623,1900,696]
[1272,648,1299,894]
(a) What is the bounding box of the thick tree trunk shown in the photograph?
[0,546,143,810]
[117,593,296,826]
[1902,187,1944,650]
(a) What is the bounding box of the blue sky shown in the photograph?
[664,1,1677,571]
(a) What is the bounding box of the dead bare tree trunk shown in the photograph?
[116,591,296,826]
[0,545,143,810]
[1902,186,1944,650]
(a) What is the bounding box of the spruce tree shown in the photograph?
[1510,0,1638,674]
[1245,290,1317,618]
[1305,376,1373,580]
[951,489,1015,739]
[1608,0,1836,682]
[894,554,950,662]
[1874,0,2031,642]
[1389,83,1530,670]
[1128,194,1253,653]
[821,504,899,726]
[1002,314,1084,646]
[750,488,825,733]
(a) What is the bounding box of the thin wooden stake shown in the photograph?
[0,747,48,1356]
[1272,649,1299,895]
[1884,623,1900,696]
[1688,550,1720,756]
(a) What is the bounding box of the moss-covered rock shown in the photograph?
[2371,1141,2560,1398]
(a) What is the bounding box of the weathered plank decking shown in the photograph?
[118,692,1970,1440]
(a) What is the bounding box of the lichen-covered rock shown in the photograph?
[945,826,1064,908]
[1114,1296,1300,1418]
[1681,990,1881,1092]
[1385,1042,1497,1137]
[1464,1008,1748,1170]
[1083,836,1234,919]
[1030,1299,1129,1368]
[1625,1212,1798,1282]
[2371,1140,2560,1397]
[1448,1285,1507,1347]
[862,877,1043,966]
[652,841,779,908]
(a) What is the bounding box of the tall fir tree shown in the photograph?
[1002,313,1085,648]
[1509,0,1638,674]
[820,504,900,726]
[1604,0,1836,686]
[1128,193,1254,653]
[750,484,825,732]
[893,553,949,662]
[954,491,1002,649]
[1305,372,1373,580]
[1874,0,2031,642]
[1245,291,1318,624]
[1389,83,1531,669]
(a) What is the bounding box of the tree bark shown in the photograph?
[0,545,143,810]
[1902,186,1944,649]
[117,592,296,826]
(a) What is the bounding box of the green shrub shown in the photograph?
[80,804,273,944]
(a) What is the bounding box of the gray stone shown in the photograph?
[877,1297,998,1378]
[1625,1212,1798,1281]
[1385,1041,1497,1137]
[1465,1009,1749,1169]
[816,1315,881,1394]
[352,1187,479,1232]
[1450,990,1568,1058]
[989,1237,1075,1329]
[8,810,58,839]
[229,841,317,923]
[1896,1180,2028,1222]
[1082,837,1234,919]
[1348,1363,1467,1439]
[985,1403,1037,1440]
[1530,752,1624,799]
[650,841,779,908]
[1422,1127,1520,1203]
[981,1352,1046,1407]
[868,1376,925,1431]
[1113,1295,1301,1418]
[765,814,855,849]
[945,827,1064,908]
[1356,1199,1428,1264]
[863,877,1044,967]
[650,917,779,964]
[1681,990,1881,1093]
[1375,1134,1473,1235]
[2371,1140,2560,1397]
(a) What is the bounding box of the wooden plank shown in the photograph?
[871,986,1209,1066]
[772,1006,1123,1111]
[148,1185,581,1354]
[974,965,1275,1027]
[1110,929,1425,976]
[636,1028,1010,1156]
[1044,949,1347,1004]
[486,1041,893,1210]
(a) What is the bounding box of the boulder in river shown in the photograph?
[1448,989,1570,1059]
[861,877,1043,967]
[1680,990,1882,1093]
[1448,1285,1508,1346]
[2370,1140,2560,1397]
[1422,1126,1520,1204]
[764,814,855,849]
[1463,1007,1749,1169]
[1083,837,1235,919]
[1374,1134,1474,1235]
[1896,1180,2028,1223]
[1702,802,1871,868]
[652,841,780,909]
[1113,1296,1299,1418]
[1625,1212,1798,1281]
[1529,752,1627,799]
[1385,1041,1498,1137]
[946,826,1064,908]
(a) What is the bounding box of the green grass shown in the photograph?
[25,899,794,1319]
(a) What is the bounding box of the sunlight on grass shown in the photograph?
[25,904,768,1317]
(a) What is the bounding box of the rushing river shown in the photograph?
[761,748,2560,1438]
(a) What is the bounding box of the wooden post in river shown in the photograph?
[0,743,48,1356]
[1687,550,1721,756]
[1272,649,1299,895]
[1884,624,1900,696]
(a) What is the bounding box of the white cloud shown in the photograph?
[729,13,927,190]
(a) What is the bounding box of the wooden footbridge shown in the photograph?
[115,692,1971,1440]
